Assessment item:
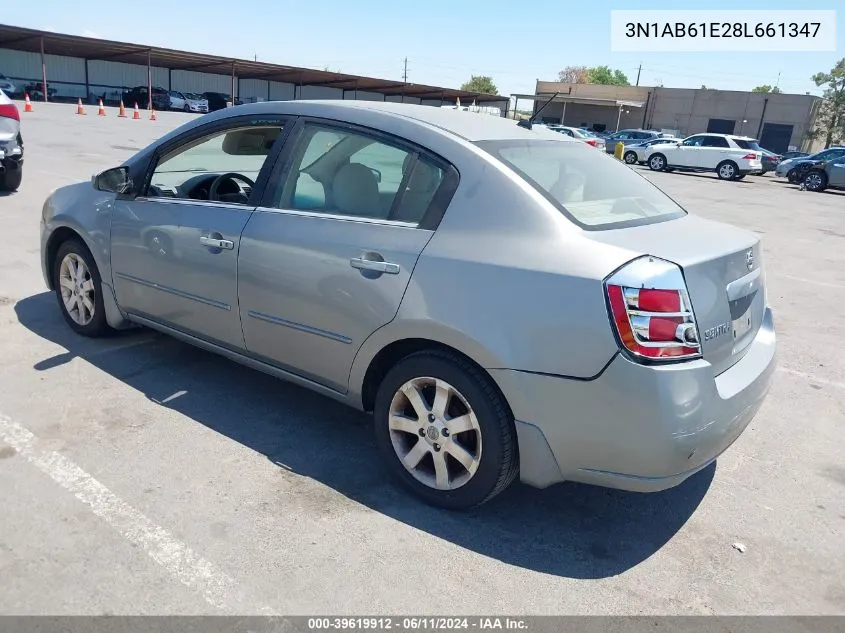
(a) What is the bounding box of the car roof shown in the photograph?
[209,100,572,142]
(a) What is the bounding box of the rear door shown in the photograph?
[700,135,731,168]
[238,119,458,393]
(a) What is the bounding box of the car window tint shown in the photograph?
[479,139,686,230]
[733,138,762,150]
[275,123,444,224]
[683,136,705,146]
[146,124,283,203]
[703,136,730,148]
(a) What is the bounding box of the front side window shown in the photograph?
[477,139,686,230]
[703,136,730,148]
[146,123,284,204]
[683,136,706,147]
[274,123,445,224]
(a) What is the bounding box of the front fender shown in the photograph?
[41,182,117,289]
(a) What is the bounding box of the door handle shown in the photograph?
[200,236,234,250]
[350,257,400,275]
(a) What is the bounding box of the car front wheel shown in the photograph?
[52,238,112,337]
[623,151,638,164]
[373,350,518,510]
[803,170,828,192]
[0,165,22,191]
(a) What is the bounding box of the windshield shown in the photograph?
[733,138,763,151]
[477,139,686,230]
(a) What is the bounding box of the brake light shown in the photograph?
[742,153,758,160]
[604,256,701,362]
[586,139,597,147]
[0,103,19,121]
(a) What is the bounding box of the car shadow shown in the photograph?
[15,291,714,579]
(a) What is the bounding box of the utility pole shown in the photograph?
[402,57,408,83]
[775,71,781,91]
[635,63,642,87]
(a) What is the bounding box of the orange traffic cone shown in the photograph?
[97,99,106,116]
[24,93,33,113]
[132,102,141,120]
[149,107,157,121]
[118,100,127,118]
[76,98,86,115]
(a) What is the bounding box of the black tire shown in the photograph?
[623,151,638,165]
[787,169,800,184]
[183,103,190,112]
[733,174,746,180]
[648,153,667,171]
[0,166,22,192]
[52,238,112,337]
[716,160,738,180]
[803,170,828,192]
[373,350,519,510]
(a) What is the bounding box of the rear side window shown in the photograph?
[478,139,686,230]
[703,136,730,148]
[733,138,762,151]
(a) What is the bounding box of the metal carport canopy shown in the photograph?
[0,24,508,103]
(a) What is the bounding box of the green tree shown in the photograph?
[461,75,498,95]
[752,85,782,93]
[585,66,630,86]
[811,58,845,148]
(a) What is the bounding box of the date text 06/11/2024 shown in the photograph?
[625,22,822,39]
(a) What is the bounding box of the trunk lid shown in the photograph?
[590,214,764,375]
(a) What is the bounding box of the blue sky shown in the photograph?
[3,0,842,98]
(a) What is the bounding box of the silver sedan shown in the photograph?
[39,100,776,509]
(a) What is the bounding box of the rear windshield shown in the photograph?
[733,138,763,151]
[477,139,686,230]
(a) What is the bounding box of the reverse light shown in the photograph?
[605,256,701,362]
[0,103,20,121]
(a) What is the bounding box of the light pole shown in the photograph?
[740,119,748,135]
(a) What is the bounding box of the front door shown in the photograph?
[110,117,288,349]
[829,159,845,188]
[238,120,453,392]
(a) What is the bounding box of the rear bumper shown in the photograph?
[0,136,23,171]
[492,307,776,492]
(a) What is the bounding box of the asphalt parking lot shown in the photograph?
[0,102,843,616]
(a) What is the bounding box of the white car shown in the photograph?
[168,91,209,113]
[621,137,678,164]
[0,73,16,96]
[644,133,764,180]
[538,124,607,151]
[0,88,24,191]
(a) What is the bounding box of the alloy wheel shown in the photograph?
[388,377,482,491]
[58,252,96,326]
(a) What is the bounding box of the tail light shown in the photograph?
[741,153,758,160]
[604,256,701,362]
[0,103,19,121]
[586,139,598,147]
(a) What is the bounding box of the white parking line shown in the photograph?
[0,413,276,615]
[781,275,844,290]
[778,367,845,390]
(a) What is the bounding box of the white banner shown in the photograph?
[610,10,837,52]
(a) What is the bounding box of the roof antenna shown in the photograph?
[518,91,559,130]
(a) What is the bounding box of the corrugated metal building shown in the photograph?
[0,24,508,114]
[516,81,824,153]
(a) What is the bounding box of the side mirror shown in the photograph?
[94,166,133,194]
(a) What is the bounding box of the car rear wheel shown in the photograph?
[53,239,111,337]
[623,151,638,165]
[648,154,667,171]
[373,350,518,510]
[0,165,22,192]
[716,161,738,180]
[803,170,828,192]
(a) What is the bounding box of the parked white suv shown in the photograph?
[644,133,764,180]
